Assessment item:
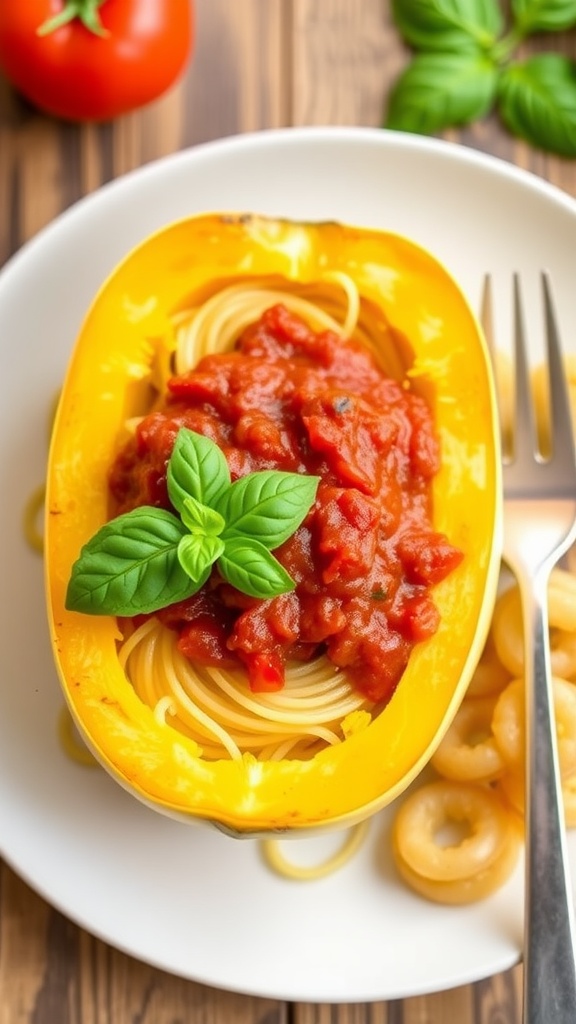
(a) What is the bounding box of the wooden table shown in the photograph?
[1,2,575,1021]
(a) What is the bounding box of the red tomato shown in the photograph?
[0,0,194,122]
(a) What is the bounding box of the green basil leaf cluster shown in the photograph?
[386,0,576,156]
[66,428,320,616]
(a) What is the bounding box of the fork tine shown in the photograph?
[481,274,512,459]
[512,274,540,469]
[480,274,495,357]
[482,272,576,494]
[542,271,576,474]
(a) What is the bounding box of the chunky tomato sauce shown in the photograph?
[110,304,463,704]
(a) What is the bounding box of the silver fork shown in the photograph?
[482,273,576,1024]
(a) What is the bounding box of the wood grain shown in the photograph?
[1,0,576,1020]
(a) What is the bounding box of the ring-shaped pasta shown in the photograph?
[551,631,576,682]
[492,577,576,680]
[492,588,524,677]
[392,813,521,905]
[562,774,576,829]
[430,697,506,783]
[391,780,513,882]
[491,678,524,769]
[497,769,525,820]
[549,569,576,634]
[555,678,576,778]
[466,632,511,699]
[492,676,576,779]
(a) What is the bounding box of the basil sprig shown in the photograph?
[386,0,576,156]
[66,428,320,615]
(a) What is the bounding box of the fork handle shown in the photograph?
[521,569,576,1023]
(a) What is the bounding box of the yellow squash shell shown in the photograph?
[45,213,501,836]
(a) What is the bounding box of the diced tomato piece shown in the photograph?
[110,303,463,707]
[244,652,285,693]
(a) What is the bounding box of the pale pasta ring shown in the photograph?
[430,696,506,783]
[562,773,576,829]
[551,630,576,683]
[497,769,525,820]
[392,823,521,905]
[465,631,511,699]
[492,576,576,681]
[548,568,576,633]
[491,678,524,770]
[392,780,513,883]
[492,676,576,779]
[492,587,524,677]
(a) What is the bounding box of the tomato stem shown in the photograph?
[37,0,109,38]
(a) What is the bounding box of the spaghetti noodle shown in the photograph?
[261,820,371,882]
[110,271,460,762]
[119,618,368,762]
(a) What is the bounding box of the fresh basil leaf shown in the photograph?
[66,508,196,615]
[218,471,319,550]
[181,495,225,537]
[512,0,576,32]
[177,533,224,583]
[218,538,296,598]
[498,55,576,156]
[167,428,230,514]
[392,0,503,52]
[386,51,499,134]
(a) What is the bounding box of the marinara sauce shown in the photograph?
[110,304,463,705]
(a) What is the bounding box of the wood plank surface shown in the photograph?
[1,0,576,1021]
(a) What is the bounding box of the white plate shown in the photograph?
[1,127,575,1004]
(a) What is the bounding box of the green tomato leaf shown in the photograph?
[181,495,225,536]
[498,55,576,157]
[512,0,576,32]
[167,428,231,514]
[65,508,196,616]
[177,533,224,583]
[217,471,320,550]
[391,0,503,51]
[218,538,296,599]
[386,51,499,134]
